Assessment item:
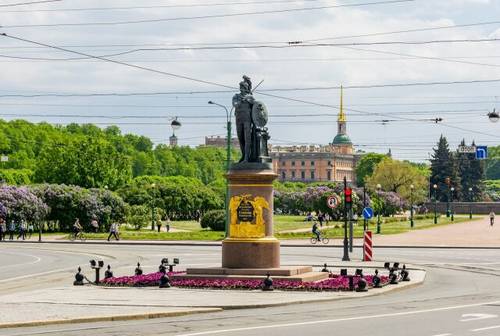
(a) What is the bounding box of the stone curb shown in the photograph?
[0,308,222,329]
[0,270,425,329]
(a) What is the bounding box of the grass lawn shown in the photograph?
[62,215,481,241]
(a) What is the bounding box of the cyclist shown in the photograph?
[73,218,83,240]
[312,221,321,241]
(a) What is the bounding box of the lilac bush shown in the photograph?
[0,202,6,219]
[0,185,48,222]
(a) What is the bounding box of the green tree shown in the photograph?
[457,140,484,201]
[430,135,461,201]
[366,158,427,203]
[485,145,500,180]
[355,153,386,187]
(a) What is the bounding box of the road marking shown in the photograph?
[177,300,500,336]
[0,251,41,269]
[431,334,452,336]
[460,313,498,322]
[471,325,500,332]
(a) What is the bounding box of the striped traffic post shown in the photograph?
[363,230,373,261]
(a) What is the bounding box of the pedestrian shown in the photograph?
[17,219,26,240]
[166,216,171,233]
[91,217,99,233]
[8,220,15,240]
[318,212,324,227]
[107,222,120,241]
[27,222,34,239]
[0,217,5,241]
[490,211,495,227]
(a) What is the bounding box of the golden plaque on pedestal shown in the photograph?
[229,194,269,239]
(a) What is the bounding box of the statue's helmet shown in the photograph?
[239,81,250,94]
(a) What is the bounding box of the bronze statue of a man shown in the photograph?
[232,76,255,162]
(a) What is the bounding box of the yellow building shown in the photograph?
[271,88,359,183]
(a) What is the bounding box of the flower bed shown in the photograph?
[101,272,389,291]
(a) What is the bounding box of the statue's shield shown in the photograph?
[252,100,268,127]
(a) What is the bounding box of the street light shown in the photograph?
[410,184,414,228]
[208,100,232,238]
[433,184,438,224]
[468,187,473,219]
[488,108,499,123]
[376,184,382,234]
[450,187,455,221]
[170,117,182,146]
[151,183,156,231]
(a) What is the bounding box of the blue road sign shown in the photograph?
[363,207,374,219]
[476,146,488,160]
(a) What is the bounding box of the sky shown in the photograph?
[0,0,499,162]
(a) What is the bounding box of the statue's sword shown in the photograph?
[251,79,264,93]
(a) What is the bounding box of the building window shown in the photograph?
[328,161,332,166]
[292,171,296,179]
[291,161,295,166]
[282,161,286,166]
[301,161,305,166]
[301,171,305,179]
[311,161,315,166]
[281,171,286,180]
[311,171,315,180]
[327,171,331,180]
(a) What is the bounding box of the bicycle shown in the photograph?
[69,231,86,242]
[310,235,329,244]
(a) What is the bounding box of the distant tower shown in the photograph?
[331,86,352,153]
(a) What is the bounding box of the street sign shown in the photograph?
[458,145,476,153]
[362,207,374,219]
[475,146,488,160]
[0,155,8,162]
[327,195,340,209]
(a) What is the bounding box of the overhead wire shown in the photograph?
[0,0,61,8]
[1,0,414,28]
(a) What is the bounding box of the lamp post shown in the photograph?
[433,184,438,224]
[376,184,381,234]
[342,176,350,261]
[450,187,455,222]
[468,187,473,219]
[170,117,182,146]
[208,101,232,238]
[151,183,156,231]
[410,184,414,228]
[488,108,499,123]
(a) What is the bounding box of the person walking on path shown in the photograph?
[0,218,5,241]
[318,212,324,227]
[107,222,120,241]
[27,222,34,239]
[8,220,15,240]
[17,220,26,240]
[91,217,99,233]
[490,211,495,227]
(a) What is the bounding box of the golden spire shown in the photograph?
[338,85,346,122]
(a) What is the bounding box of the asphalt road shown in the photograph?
[1,242,500,336]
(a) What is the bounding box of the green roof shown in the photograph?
[332,133,352,145]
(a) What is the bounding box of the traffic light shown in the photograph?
[344,187,353,208]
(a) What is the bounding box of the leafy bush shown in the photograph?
[0,169,33,185]
[200,210,225,231]
[0,185,48,222]
[126,205,150,230]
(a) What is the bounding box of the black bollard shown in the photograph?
[356,277,368,292]
[73,266,84,286]
[355,269,363,276]
[400,264,410,282]
[321,263,329,273]
[372,269,382,288]
[135,262,143,276]
[348,276,355,291]
[262,273,273,291]
[340,268,348,276]
[104,265,113,279]
[389,272,399,285]
[384,262,390,269]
